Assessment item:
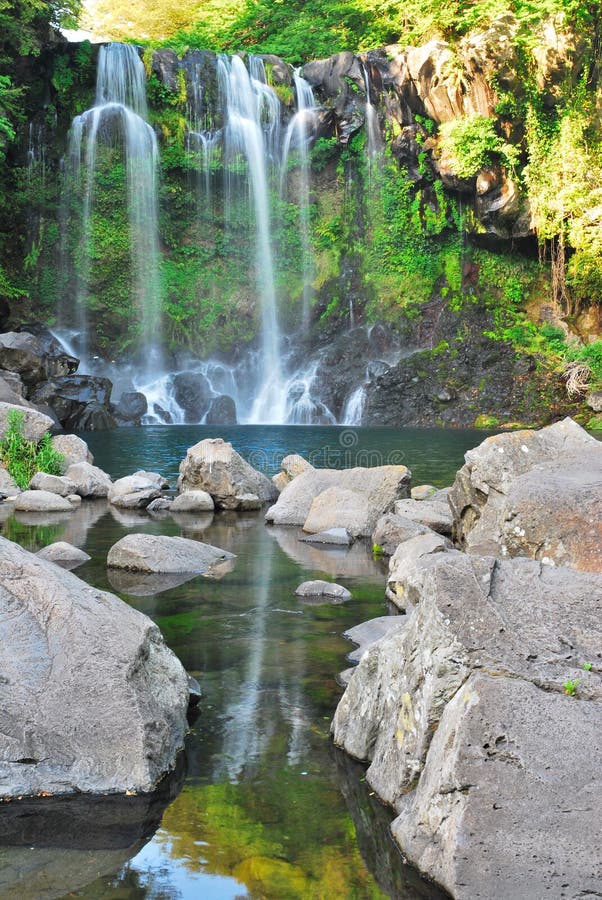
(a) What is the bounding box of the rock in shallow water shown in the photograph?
[36,541,91,570]
[178,437,277,509]
[14,489,73,513]
[0,536,189,797]
[295,579,352,603]
[107,533,235,574]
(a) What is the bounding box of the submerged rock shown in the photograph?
[0,537,189,797]
[107,533,235,574]
[178,437,278,509]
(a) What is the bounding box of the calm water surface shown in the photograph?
[0,425,485,899]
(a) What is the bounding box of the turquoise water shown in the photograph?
[0,425,486,899]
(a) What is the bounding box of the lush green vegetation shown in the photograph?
[0,409,64,488]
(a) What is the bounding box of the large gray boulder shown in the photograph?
[371,512,431,557]
[51,433,94,468]
[332,550,602,899]
[266,465,411,538]
[0,537,189,797]
[29,472,77,497]
[108,472,165,510]
[393,498,453,536]
[66,461,112,498]
[107,533,235,574]
[0,401,54,443]
[448,417,602,571]
[178,438,278,509]
[14,490,73,513]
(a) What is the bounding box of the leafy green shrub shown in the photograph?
[0,410,65,489]
[439,116,519,179]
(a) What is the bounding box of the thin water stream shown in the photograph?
[0,425,483,899]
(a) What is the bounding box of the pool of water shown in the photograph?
[0,425,485,899]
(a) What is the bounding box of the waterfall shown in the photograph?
[217,54,285,424]
[281,70,316,329]
[362,63,383,169]
[343,384,367,426]
[64,43,162,373]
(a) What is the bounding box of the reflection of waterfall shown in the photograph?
[218,55,284,424]
[63,43,162,373]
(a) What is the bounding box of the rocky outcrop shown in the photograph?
[272,453,313,492]
[266,464,411,537]
[0,331,78,387]
[107,533,235,574]
[178,438,278,509]
[332,547,602,899]
[448,417,602,571]
[31,374,116,431]
[0,537,189,797]
[205,394,237,425]
[112,391,148,425]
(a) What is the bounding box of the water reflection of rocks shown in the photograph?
[334,749,451,900]
[0,760,185,900]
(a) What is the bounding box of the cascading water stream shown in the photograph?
[217,54,285,424]
[63,43,162,374]
[361,62,383,173]
[281,71,316,330]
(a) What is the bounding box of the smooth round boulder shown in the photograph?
[66,461,112,498]
[36,541,91,570]
[14,490,73,512]
[295,580,352,603]
[107,533,235,574]
[171,491,215,513]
